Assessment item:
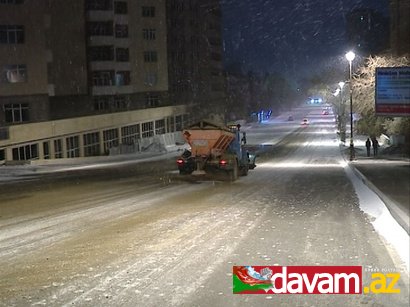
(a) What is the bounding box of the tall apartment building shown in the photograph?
[0,0,188,162]
[390,0,410,55]
[166,0,226,122]
[346,8,390,56]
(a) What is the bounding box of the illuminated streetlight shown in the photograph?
[345,51,355,161]
[337,81,345,142]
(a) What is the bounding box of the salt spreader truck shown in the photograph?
[176,120,256,181]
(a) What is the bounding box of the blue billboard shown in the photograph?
[375,67,410,116]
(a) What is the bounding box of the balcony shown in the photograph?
[91,85,134,96]
[87,10,114,21]
[90,61,130,71]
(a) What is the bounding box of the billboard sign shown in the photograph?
[375,67,410,116]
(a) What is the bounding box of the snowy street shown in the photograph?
[0,105,408,306]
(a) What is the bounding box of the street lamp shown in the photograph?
[345,51,355,161]
[337,81,345,141]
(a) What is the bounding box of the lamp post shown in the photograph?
[345,51,355,161]
[338,81,345,142]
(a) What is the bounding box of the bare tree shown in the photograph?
[352,54,410,139]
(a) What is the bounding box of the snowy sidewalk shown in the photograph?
[340,135,410,235]
[341,137,409,272]
[0,145,188,183]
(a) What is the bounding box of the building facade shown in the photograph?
[166,0,226,122]
[346,8,390,56]
[390,0,410,55]
[0,0,189,162]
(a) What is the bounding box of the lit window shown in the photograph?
[1,64,27,83]
[115,71,130,85]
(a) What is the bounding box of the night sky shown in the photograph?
[222,0,389,81]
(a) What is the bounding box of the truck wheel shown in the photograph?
[228,159,238,181]
[240,164,249,176]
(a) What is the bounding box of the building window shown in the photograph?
[116,48,129,62]
[87,21,113,36]
[155,119,165,135]
[142,28,156,40]
[113,96,127,109]
[172,51,185,62]
[167,116,175,133]
[0,127,9,140]
[83,132,100,157]
[1,64,27,83]
[144,51,157,63]
[115,71,130,85]
[92,70,114,86]
[12,144,38,161]
[4,103,29,123]
[0,25,24,44]
[114,1,127,14]
[0,0,25,4]
[141,122,154,138]
[144,73,157,86]
[66,136,80,158]
[94,96,110,110]
[89,46,114,61]
[142,6,155,17]
[54,139,63,158]
[115,24,128,38]
[175,115,185,131]
[0,149,5,161]
[121,124,140,145]
[146,94,159,108]
[43,141,50,159]
[103,128,119,153]
[86,0,112,11]
[171,0,184,12]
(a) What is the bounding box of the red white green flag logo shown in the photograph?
[233,266,363,294]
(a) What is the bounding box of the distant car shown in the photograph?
[301,118,309,125]
[287,115,294,121]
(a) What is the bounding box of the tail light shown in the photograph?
[176,159,185,165]
[219,159,227,166]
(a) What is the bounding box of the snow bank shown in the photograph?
[344,164,409,273]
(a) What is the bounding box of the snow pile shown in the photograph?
[345,164,409,273]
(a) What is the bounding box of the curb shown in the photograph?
[339,143,409,235]
[348,165,409,235]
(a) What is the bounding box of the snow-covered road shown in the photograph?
[0,105,408,306]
